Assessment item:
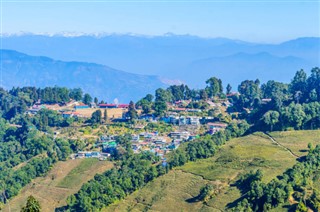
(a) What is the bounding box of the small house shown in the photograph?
[208,122,228,134]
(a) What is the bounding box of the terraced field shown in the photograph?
[4,159,113,212]
[105,170,212,212]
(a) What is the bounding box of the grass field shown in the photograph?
[57,158,110,188]
[4,159,113,212]
[180,133,297,183]
[106,130,319,211]
[105,170,214,212]
[269,130,320,157]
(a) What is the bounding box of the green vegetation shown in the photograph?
[4,159,113,212]
[233,145,320,211]
[0,67,319,212]
[90,109,102,124]
[57,158,102,188]
[269,130,320,157]
[105,170,208,212]
[64,121,249,211]
[241,68,320,131]
[104,130,319,211]
[0,119,81,203]
[64,152,163,211]
[21,195,41,212]
[180,133,297,183]
[126,101,138,121]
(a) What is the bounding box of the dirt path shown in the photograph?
[263,132,300,158]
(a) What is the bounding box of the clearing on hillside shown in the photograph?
[4,159,113,212]
[106,130,319,211]
[269,130,320,157]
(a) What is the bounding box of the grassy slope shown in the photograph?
[106,130,320,212]
[269,130,320,157]
[105,170,215,212]
[4,159,113,212]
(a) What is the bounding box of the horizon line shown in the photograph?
[1,31,320,44]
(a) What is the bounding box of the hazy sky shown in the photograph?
[1,0,320,43]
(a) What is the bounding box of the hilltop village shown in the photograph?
[25,94,234,160]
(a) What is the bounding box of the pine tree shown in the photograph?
[104,109,108,123]
[21,195,41,212]
[127,101,138,120]
[226,84,232,95]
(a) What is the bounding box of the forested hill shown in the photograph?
[1,49,167,102]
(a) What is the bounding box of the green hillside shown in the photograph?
[105,130,320,212]
[3,159,113,212]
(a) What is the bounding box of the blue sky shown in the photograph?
[1,0,320,43]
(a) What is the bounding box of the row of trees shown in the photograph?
[258,102,320,131]
[0,86,94,120]
[136,77,225,116]
[9,87,84,104]
[231,68,320,111]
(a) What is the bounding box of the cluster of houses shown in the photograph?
[161,115,201,126]
[73,120,227,160]
[93,131,201,159]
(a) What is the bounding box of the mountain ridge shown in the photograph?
[2,34,319,88]
[1,49,167,102]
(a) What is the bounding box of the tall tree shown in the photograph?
[226,84,232,95]
[144,94,154,102]
[90,110,102,124]
[94,97,98,105]
[127,101,138,120]
[307,67,320,101]
[290,69,308,102]
[69,88,83,101]
[238,80,261,107]
[104,109,108,123]
[83,93,92,105]
[205,77,222,98]
[21,195,41,212]
[200,89,208,100]
[198,184,215,203]
[261,80,289,109]
[262,111,280,131]
[155,88,172,102]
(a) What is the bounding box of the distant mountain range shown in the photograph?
[1,49,166,102]
[1,34,319,91]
